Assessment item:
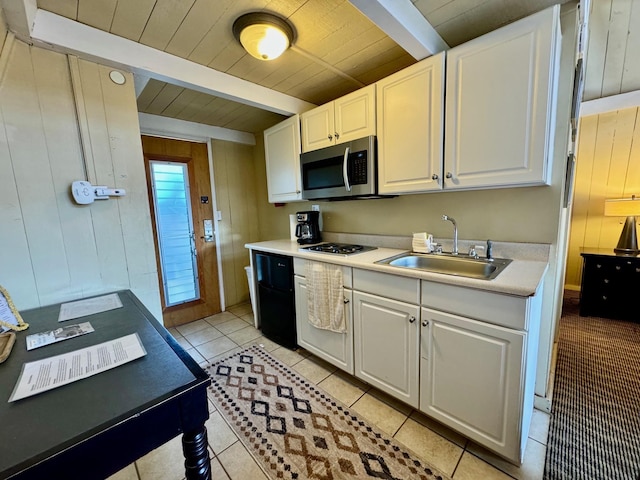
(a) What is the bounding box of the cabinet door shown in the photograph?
[294,276,354,374]
[444,6,560,189]
[334,84,376,144]
[300,103,335,152]
[420,308,525,463]
[353,291,419,407]
[264,115,302,202]
[377,54,444,194]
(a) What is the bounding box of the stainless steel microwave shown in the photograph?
[300,136,379,200]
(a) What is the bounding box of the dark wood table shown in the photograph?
[0,290,211,480]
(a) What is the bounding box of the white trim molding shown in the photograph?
[138,113,256,146]
[580,90,640,117]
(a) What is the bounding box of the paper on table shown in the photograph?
[58,293,123,322]
[26,322,95,350]
[8,333,146,402]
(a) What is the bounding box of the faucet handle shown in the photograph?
[486,240,493,260]
[468,245,484,259]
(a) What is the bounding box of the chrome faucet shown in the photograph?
[442,215,458,255]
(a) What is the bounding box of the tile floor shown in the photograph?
[108,303,550,480]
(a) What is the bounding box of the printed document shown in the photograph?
[26,322,95,350]
[58,293,123,322]
[9,333,146,402]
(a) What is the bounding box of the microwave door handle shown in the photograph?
[342,146,352,191]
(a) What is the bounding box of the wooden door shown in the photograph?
[142,136,221,327]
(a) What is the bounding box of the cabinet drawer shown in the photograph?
[294,257,352,288]
[421,281,529,330]
[353,269,420,304]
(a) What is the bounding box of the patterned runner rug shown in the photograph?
[544,300,640,479]
[206,345,450,480]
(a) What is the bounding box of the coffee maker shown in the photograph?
[295,211,322,244]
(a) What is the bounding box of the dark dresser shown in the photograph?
[580,249,640,321]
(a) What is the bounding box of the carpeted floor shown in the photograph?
[206,345,450,480]
[544,293,640,479]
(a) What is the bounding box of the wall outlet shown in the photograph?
[311,204,320,211]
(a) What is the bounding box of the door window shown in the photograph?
[149,161,199,306]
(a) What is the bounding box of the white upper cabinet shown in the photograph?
[263,115,302,203]
[444,5,560,190]
[377,53,445,194]
[301,85,376,153]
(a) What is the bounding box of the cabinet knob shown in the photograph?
[602,295,607,301]
[328,134,333,141]
[335,132,339,140]
[615,265,621,271]
[409,316,416,323]
[422,320,429,327]
[445,172,453,179]
[432,174,439,180]
[296,190,301,194]
[636,267,640,273]
[603,278,609,284]
[343,298,350,304]
[596,264,602,268]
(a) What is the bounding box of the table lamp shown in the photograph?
[604,195,640,254]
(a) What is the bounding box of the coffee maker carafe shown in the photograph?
[295,211,322,244]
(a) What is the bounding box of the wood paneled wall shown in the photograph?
[0,40,161,318]
[0,9,7,51]
[583,0,640,101]
[565,107,640,289]
[212,139,260,308]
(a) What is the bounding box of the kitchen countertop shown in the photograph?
[245,238,549,297]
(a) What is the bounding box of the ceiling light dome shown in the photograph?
[233,12,295,61]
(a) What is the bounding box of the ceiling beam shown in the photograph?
[27,9,315,116]
[349,0,448,60]
[138,113,256,146]
[0,0,36,38]
[133,75,150,99]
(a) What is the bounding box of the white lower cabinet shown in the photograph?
[290,259,540,465]
[294,275,354,374]
[420,307,525,462]
[353,291,420,408]
[420,280,542,464]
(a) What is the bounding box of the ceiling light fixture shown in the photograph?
[232,12,295,61]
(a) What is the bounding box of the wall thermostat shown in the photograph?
[71,180,126,205]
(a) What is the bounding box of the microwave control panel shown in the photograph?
[350,151,368,185]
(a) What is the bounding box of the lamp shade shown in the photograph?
[233,12,295,61]
[604,196,640,253]
[604,197,640,216]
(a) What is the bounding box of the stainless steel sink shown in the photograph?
[375,252,512,280]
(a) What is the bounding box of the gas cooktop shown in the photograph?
[301,242,377,256]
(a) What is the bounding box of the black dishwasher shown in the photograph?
[255,252,296,349]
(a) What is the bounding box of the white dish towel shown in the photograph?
[305,260,346,333]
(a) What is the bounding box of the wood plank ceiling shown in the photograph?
[32,0,637,135]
